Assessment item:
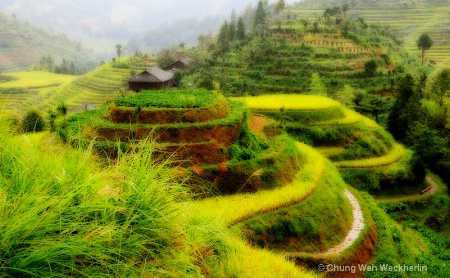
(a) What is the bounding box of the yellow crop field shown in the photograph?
[335,143,406,168]
[232,94,341,110]
[311,108,379,128]
[192,142,324,226]
[227,233,317,277]
[0,71,77,89]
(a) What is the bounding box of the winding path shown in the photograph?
[287,189,365,258]
[376,175,439,203]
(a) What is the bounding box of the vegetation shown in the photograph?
[417,33,433,66]
[21,110,46,133]
[235,161,354,253]
[2,1,450,276]
[114,89,217,108]
[0,12,98,72]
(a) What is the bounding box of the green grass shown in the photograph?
[234,160,353,253]
[115,89,217,108]
[362,193,450,277]
[0,111,318,278]
[0,122,203,276]
[380,172,450,237]
[339,148,425,195]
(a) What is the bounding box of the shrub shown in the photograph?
[364,60,377,77]
[21,110,46,133]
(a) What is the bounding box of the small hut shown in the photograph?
[69,102,98,113]
[163,57,191,72]
[127,67,174,91]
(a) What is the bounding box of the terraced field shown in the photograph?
[234,94,425,197]
[0,71,78,112]
[39,61,151,111]
[290,6,450,65]
[219,21,406,97]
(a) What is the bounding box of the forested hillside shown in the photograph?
[293,0,450,10]
[0,12,99,72]
[290,0,450,65]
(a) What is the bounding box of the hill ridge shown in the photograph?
[0,12,98,72]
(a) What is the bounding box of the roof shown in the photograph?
[69,102,98,113]
[128,66,173,83]
[163,57,192,71]
[178,57,191,66]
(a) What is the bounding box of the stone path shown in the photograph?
[287,189,365,258]
[376,175,439,203]
[315,189,364,256]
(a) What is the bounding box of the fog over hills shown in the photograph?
[0,0,296,58]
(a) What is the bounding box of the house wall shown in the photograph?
[129,80,174,92]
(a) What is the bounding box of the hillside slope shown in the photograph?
[289,1,450,65]
[0,12,98,72]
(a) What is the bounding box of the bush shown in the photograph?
[364,60,377,77]
[21,110,46,133]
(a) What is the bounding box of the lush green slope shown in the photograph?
[293,0,450,10]
[39,58,152,111]
[235,94,426,195]
[0,71,78,112]
[289,2,450,65]
[0,12,98,72]
[208,16,410,97]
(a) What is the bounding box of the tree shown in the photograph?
[229,9,237,40]
[253,0,267,30]
[309,72,327,96]
[116,44,122,62]
[430,67,450,104]
[275,0,286,29]
[236,16,246,41]
[336,84,355,108]
[364,59,377,77]
[417,33,433,66]
[173,70,183,87]
[342,3,349,18]
[157,47,177,68]
[408,122,449,169]
[22,110,46,133]
[387,74,415,140]
[57,102,68,126]
[356,93,389,122]
[47,109,57,131]
[215,21,231,61]
[229,20,236,41]
[324,6,342,18]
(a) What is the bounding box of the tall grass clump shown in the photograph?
[0,113,208,277]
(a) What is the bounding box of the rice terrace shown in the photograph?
[0,0,450,277]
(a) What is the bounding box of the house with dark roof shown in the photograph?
[127,66,174,91]
[163,57,191,72]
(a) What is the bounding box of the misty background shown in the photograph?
[0,0,297,58]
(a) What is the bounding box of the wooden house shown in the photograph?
[163,57,191,72]
[128,66,174,91]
